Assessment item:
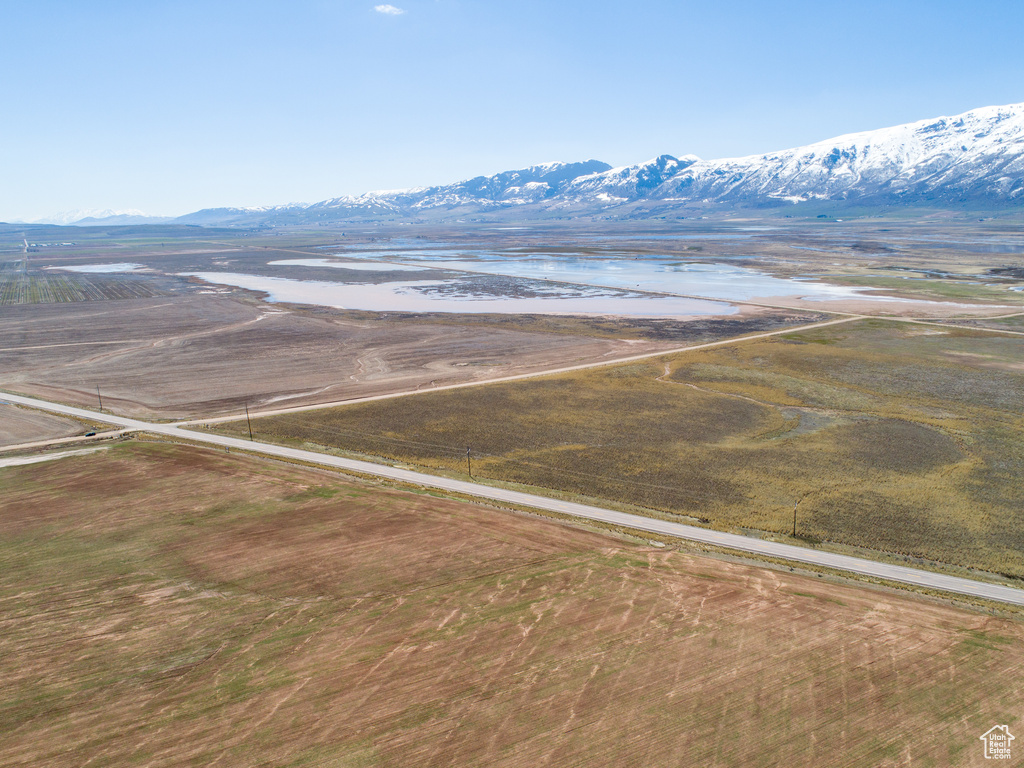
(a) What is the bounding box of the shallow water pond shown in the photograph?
[180,271,736,317]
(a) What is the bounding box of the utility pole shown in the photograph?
[96,385,103,413]
[792,501,798,537]
[245,404,254,441]
[466,447,472,477]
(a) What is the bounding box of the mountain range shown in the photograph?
[22,209,174,226]
[25,103,1024,227]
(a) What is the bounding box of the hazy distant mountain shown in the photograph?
[175,203,312,226]
[75,211,174,226]
[24,209,172,226]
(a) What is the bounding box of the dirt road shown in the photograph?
[180,314,867,425]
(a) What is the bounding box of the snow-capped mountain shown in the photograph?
[302,160,613,218]
[173,161,612,225]
[634,102,1024,208]
[205,103,1022,224]
[563,155,701,204]
[15,103,1021,228]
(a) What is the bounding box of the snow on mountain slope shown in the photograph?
[175,202,312,225]
[304,160,613,216]
[301,103,1023,218]
[646,103,1024,206]
[151,102,1024,226]
[416,160,614,208]
[562,154,700,203]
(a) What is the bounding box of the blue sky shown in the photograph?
[3,0,1023,220]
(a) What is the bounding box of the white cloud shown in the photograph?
[374,4,405,15]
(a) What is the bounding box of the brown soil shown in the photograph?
[0,294,682,419]
[0,403,86,447]
[2,442,1022,767]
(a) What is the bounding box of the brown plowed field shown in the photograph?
[2,442,1021,767]
[0,294,683,419]
[0,403,87,447]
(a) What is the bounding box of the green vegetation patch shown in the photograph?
[227,320,1024,576]
[0,270,163,304]
[829,275,1024,305]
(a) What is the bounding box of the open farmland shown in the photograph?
[2,442,1023,767]
[3,234,840,419]
[4,218,1023,418]
[0,269,165,305]
[226,319,1024,578]
[0,403,88,447]
[1,293,731,419]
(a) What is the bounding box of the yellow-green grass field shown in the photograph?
[225,320,1024,579]
[3,442,1024,767]
[826,275,1024,305]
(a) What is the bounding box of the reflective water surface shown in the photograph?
[407,257,872,302]
[180,272,736,317]
[48,263,146,273]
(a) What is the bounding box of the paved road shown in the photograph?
[4,391,1024,607]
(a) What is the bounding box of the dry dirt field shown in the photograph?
[0,403,88,447]
[0,293,697,419]
[2,442,1022,767]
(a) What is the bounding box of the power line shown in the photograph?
[241,416,746,506]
